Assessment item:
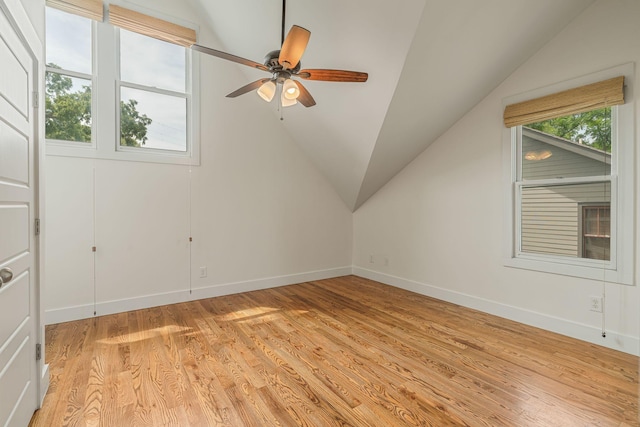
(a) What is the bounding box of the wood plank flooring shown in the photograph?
[30,276,638,426]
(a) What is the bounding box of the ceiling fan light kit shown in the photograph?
[257,80,276,102]
[189,0,368,114]
[281,91,298,107]
[282,78,300,100]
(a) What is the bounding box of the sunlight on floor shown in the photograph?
[96,324,192,345]
[216,307,309,323]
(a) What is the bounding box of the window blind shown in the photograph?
[503,76,624,128]
[108,5,196,47]
[46,0,103,21]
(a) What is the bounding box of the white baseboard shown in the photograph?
[45,303,97,325]
[44,265,636,355]
[44,289,191,325]
[352,267,639,356]
[44,266,352,325]
[191,266,353,300]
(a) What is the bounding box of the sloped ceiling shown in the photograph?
[189,0,595,211]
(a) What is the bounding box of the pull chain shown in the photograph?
[279,83,285,121]
[600,102,610,339]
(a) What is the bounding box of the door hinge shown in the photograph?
[36,343,41,361]
[35,218,40,236]
[33,91,39,109]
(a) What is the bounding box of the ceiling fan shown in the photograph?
[190,1,368,109]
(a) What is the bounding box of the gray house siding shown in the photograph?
[521,182,610,257]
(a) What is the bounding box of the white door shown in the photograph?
[0,1,39,426]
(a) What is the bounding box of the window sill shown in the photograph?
[45,141,200,166]
[503,255,633,285]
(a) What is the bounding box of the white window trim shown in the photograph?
[502,63,635,285]
[45,5,200,166]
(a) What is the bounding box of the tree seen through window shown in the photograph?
[45,63,152,146]
[524,107,611,153]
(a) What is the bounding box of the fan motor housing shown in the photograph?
[264,50,301,73]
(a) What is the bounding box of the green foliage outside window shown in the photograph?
[119,98,152,147]
[45,68,91,142]
[45,63,152,147]
[524,107,611,153]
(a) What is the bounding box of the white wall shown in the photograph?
[44,0,353,323]
[39,0,638,355]
[353,0,639,355]
[17,0,43,42]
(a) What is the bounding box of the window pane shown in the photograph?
[583,237,609,261]
[46,7,92,74]
[120,29,185,92]
[520,182,610,259]
[599,207,610,235]
[521,108,611,180]
[583,206,610,237]
[583,207,600,235]
[120,87,186,152]
[45,72,92,143]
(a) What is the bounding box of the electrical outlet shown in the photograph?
[199,266,207,278]
[369,255,375,264]
[589,296,603,313]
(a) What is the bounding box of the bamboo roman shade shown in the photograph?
[503,76,624,128]
[47,0,103,21]
[108,5,196,47]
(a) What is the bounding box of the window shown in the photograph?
[45,1,199,165]
[581,205,610,260]
[518,110,611,262]
[502,65,634,285]
[118,29,188,152]
[45,6,93,143]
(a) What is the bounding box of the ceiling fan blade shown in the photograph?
[191,44,269,72]
[293,81,316,107]
[279,25,310,70]
[226,78,272,98]
[297,69,368,83]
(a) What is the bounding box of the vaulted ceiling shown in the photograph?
[189,0,595,211]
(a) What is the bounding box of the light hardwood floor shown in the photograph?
[30,276,638,426]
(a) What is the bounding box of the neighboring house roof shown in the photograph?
[523,127,611,165]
